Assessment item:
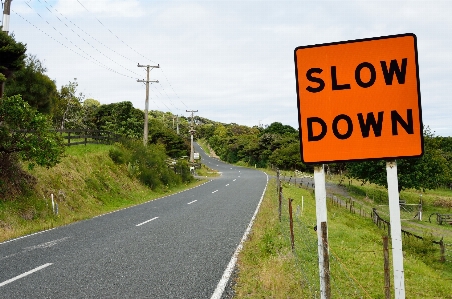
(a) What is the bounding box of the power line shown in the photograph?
[30,0,142,78]
[74,0,187,112]
[75,0,158,65]
[42,0,135,64]
[15,1,188,114]
[18,4,138,80]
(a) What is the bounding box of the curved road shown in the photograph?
[0,142,268,298]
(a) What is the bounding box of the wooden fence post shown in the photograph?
[321,221,331,299]
[383,236,391,299]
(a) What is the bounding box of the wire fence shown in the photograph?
[276,170,371,298]
[274,169,451,298]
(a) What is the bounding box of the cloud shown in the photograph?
[156,2,212,28]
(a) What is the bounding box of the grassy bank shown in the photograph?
[235,178,452,298]
[0,144,202,243]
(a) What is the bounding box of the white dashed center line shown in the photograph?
[136,217,159,227]
[187,200,197,205]
[225,184,229,186]
[0,263,53,287]
[212,190,218,194]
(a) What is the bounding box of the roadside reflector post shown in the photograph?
[386,160,405,299]
[314,164,330,299]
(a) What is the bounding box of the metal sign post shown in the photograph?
[386,160,405,298]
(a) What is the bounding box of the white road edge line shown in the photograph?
[187,200,197,205]
[1,180,213,247]
[0,263,53,287]
[136,217,159,227]
[210,173,269,299]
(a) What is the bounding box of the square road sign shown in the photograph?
[294,33,423,164]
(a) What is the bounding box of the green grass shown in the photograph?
[195,163,220,177]
[323,175,452,243]
[235,178,452,298]
[196,139,212,156]
[0,144,204,243]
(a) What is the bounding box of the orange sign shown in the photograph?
[294,34,423,164]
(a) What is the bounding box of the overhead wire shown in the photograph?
[36,0,142,78]
[75,0,158,65]
[15,4,138,80]
[16,0,187,114]
[41,0,138,65]
[74,0,189,113]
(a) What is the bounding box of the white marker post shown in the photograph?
[386,160,405,298]
[314,164,330,299]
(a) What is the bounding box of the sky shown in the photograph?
[3,0,452,136]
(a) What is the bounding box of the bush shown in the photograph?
[108,139,192,190]
[403,233,439,264]
[109,147,124,164]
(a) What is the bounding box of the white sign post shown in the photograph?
[314,165,330,299]
[386,160,406,298]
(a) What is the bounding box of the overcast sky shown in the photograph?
[4,0,452,136]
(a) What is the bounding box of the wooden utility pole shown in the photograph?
[137,63,159,146]
[186,110,198,162]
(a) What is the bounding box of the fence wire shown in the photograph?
[275,171,452,299]
[278,184,370,298]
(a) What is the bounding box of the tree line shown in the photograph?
[195,118,452,191]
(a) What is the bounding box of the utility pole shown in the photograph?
[1,0,12,98]
[2,0,12,34]
[186,110,198,162]
[172,115,180,135]
[137,63,159,146]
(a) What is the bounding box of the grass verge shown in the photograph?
[0,144,204,243]
[235,178,452,298]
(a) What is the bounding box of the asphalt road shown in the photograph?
[0,143,268,298]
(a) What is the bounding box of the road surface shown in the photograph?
[0,142,268,298]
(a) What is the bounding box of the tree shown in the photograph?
[52,81,84,129]
[82,98,101,130]
[95,101,143,138]
[5,55,57,113]
[0,31,27,98]
[0,95,65,170]
[262,122,297,135]
[147,118,189,158]
[346,128,451,191]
